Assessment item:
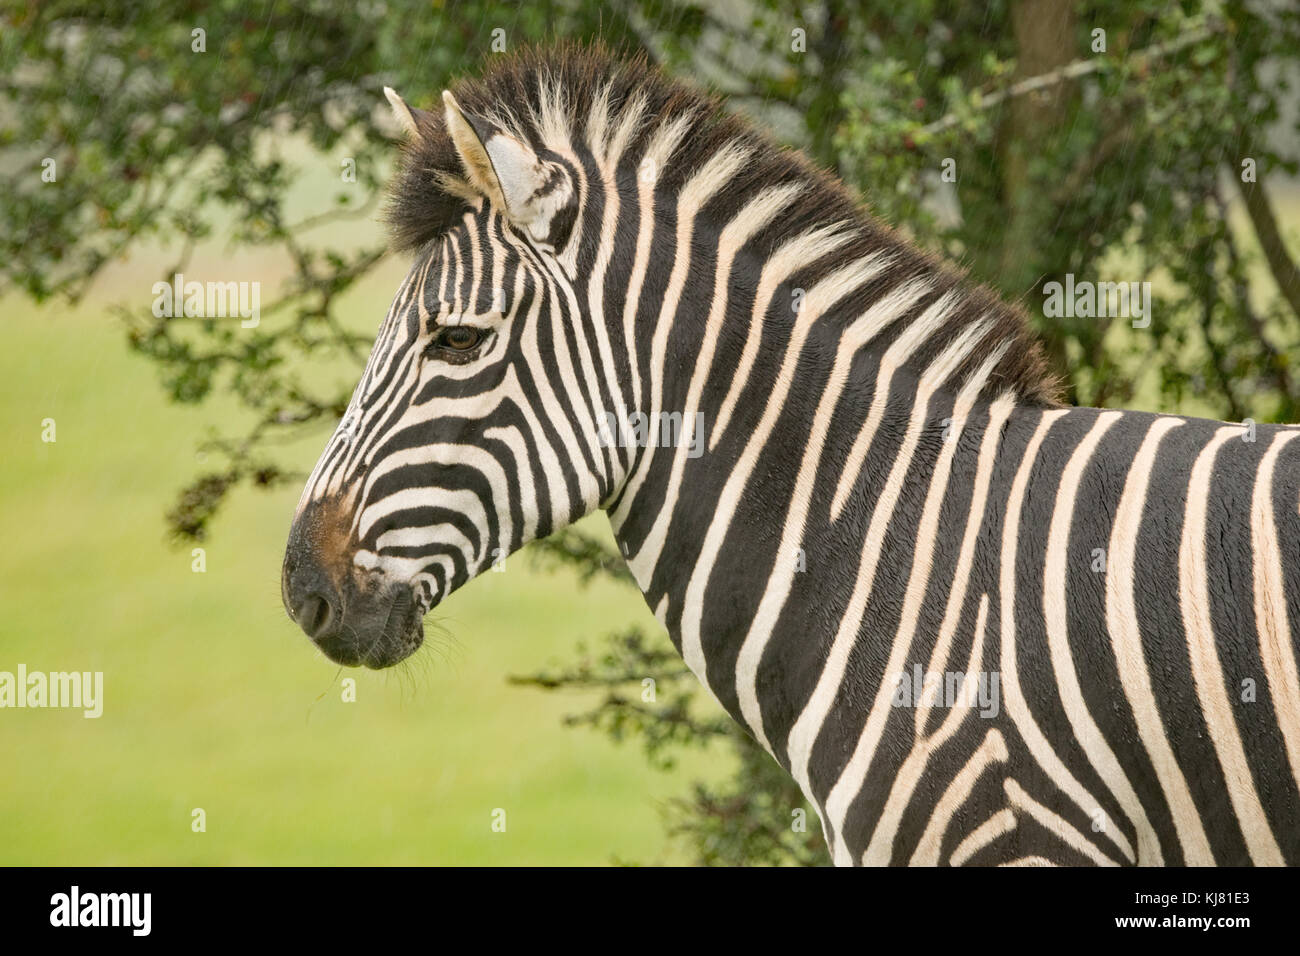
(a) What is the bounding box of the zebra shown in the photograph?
[282,45,1300,866]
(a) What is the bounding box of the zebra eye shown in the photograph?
[432,325,485,353]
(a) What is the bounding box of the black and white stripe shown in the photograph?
[286,46,1300,865]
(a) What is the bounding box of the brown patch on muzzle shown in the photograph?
[282,493,423,669]
[283,494,356,603]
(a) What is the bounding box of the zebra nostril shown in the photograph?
[298,592,337,640]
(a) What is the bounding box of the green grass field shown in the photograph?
[0,262,726,865]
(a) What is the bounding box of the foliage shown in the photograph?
[834,0,1300,416]
[3,0,1299,865]
[509,555,828,865]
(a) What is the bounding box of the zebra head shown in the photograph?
[283,80,602,668]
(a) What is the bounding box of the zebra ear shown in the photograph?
[441,90,573,242]
[382,87,432,140]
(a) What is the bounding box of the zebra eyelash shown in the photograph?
[421,324,494,363]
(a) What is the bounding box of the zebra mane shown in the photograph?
[385,42,1062,406]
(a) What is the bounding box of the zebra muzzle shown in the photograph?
[283,504,425,669]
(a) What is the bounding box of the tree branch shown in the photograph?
[920,18,1226,137]
[1235,163,1300,323]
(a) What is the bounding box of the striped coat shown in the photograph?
[283,45,1300,866]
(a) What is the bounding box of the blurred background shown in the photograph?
[1,0,1297,865]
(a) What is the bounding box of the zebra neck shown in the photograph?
[604,248,1022,741]
[582,152,1044,744]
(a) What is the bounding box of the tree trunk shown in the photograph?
[999,0,1079,388]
